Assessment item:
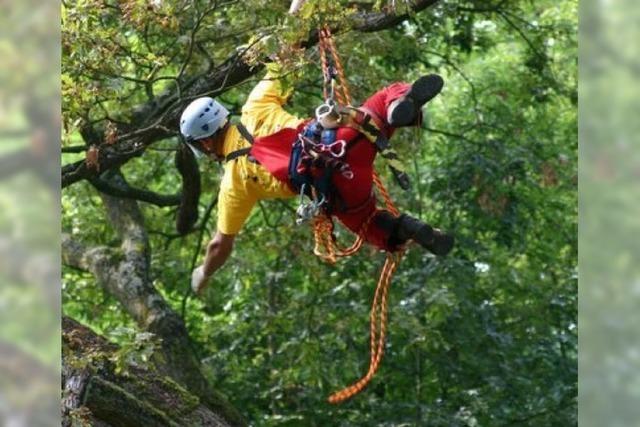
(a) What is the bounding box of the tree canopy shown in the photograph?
[62,0,577,425]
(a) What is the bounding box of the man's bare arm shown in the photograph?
[203,231,235,276]
[192,231,235,293]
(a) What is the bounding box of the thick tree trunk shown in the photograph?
[62,171,246,426]
[62,317,240,427]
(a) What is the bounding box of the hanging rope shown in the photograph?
[328,251,401,404]
[320,26,352,105]
[318,29,333,102]
[315,25,406,404]
[312,209,374,264]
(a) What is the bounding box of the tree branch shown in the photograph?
[61,145,88,153]
[61,234,113,272]
[61,0,442,189]
[352,0,440,32]
[89,174,181,207]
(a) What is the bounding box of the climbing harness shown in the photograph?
[295,25,407,404]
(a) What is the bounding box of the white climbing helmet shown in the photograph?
[179,97,229,142]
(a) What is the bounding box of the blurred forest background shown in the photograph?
[1,0,60,425]
[61,0,577,425]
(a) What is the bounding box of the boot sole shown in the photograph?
[407,74,444,106]
[388,74,444,127]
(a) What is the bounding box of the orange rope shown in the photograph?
[317,25,405,404]
[373,171,399,215]
[328,251,402,404]
[322,26,352,105]
[319,27,398,215]
[318,29,330,102]
[312,210,374,264]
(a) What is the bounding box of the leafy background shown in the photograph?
[1,0,60,424]
[62,0,577,425]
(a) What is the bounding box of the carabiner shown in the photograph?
[316,100,340,129]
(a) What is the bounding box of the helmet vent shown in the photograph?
[198,113,205,118]
[201,124,209,131]
[204,108,210,112]
[214,109,219,116]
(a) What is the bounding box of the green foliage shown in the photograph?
[63,0,577,425]
[108,327,162,375]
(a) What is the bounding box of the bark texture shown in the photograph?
[62,317,237,427]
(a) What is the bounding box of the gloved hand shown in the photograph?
[191,265,209,294]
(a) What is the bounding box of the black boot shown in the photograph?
[375,212,454,255]
[387,74,444,127]
[396,214,454,256]
[424,228,455,256]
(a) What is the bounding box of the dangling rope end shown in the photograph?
[327,377,370,404]
[326,252,402,403]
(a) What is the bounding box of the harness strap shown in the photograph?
[225,147,252,162]
[340,107,391,154]
[288,121,347,214]
[339,106,412,190]
[224,122,259,163]
[236,122,254,145]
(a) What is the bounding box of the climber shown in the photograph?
[182,67,454,294]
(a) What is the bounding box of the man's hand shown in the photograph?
[191,265,209,295]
